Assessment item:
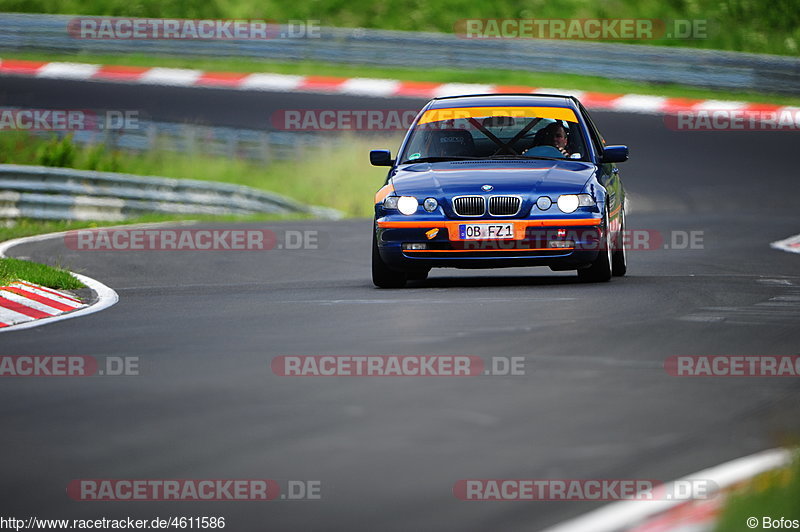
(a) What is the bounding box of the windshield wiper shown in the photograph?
[398,156,477,164]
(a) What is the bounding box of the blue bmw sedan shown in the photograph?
[371,94,629,288]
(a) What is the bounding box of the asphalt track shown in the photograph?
[1,77,800,531]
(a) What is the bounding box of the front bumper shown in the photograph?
[376,217,604,270]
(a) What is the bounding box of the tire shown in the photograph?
[612,208,627,277]
[577,209,613,283]
[372,230,407,288]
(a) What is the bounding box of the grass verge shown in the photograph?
[2,51,799,107]
[714,452,800,531]
[0,131,398,218]
[0,257,84,289]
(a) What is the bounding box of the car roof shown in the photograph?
[427,93,578,110]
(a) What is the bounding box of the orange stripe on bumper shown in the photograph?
[377,218,601,240]
[404,247,573,253]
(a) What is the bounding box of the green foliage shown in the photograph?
[714,453,800,531]
[0,0,797,55]
[0,256,84,289]
[0,130,392,217]
[34,134,76,167]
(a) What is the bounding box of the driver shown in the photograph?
[524,122,570,158]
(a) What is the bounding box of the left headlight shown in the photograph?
[557,194,595,213]
[397,196,419,215]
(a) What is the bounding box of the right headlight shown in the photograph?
[557,194,595,213]
[397,196,419,215]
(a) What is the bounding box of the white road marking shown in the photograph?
[35,62,101,79]
[770,233,800,254]
[338,77,401,96]
[0,290,61,315]
[239,73,305,91]
[540,448,792,532]
[10,283,84,308]
[611,95,667,114]
[433,83,494,97]
[0,305,35,326]
[139,68,203,86]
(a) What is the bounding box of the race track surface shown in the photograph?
[1,78,799,531]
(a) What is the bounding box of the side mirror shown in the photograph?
[370,149,393,167]
[601,145,628,163]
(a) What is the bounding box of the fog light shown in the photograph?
[403,243,428,250]
[536,196,552,210]
[549,240,574,248]
[423,198,438,212]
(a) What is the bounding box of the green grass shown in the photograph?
[0,130,397,217]
[0,256,84,289]
[3,50,800,107]
[714,452,800,531]
[0,0,797,56]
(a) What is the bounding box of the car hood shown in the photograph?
[391,160,596,197]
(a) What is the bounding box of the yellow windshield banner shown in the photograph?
[417,106,578,125]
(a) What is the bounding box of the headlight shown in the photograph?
[423,198,438,212]
[397,196,419,215]
[383,196,399,210]
[557,194,595,213]
[536,196,552,210]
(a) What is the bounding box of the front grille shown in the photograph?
[488,196,521,216]
[453,196,485,216]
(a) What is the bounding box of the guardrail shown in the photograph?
[65,118,341,163]
[0,164,341,221]
[1,13,799,93]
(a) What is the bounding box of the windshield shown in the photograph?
[399,106,589,164]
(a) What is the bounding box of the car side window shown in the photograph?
[578,103,606,157]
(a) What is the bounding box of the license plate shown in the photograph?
[459,223,515,240]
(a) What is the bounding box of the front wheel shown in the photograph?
[372,230,407,288]
[577,210,613,283]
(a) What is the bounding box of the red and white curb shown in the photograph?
[771,233,800,255]
[0,58,793,116]
[540,448,792,532]
[0,280,85,328]
[0,231,118,333]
